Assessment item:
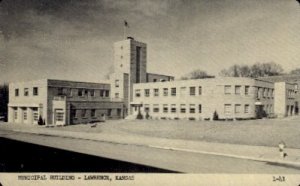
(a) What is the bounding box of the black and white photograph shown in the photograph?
[0,0,300,185]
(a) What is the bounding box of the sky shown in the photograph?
[0,0,299,83]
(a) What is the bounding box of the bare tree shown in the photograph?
[219,62,284,78]
[181,69,215,80]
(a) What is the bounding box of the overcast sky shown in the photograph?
[0,0,299,83]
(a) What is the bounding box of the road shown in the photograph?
[1,130,300,173]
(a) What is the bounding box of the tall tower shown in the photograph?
[110,37,147,116]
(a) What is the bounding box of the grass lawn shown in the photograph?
[103,117,300,149]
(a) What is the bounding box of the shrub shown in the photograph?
[38,115,44,125]
[213,111,219,120]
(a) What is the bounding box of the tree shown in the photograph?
[0,83,8,121]
[181,69,215,80]
[290,68,300,75]
[219,62,284,78]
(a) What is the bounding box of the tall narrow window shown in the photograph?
[171,104,176,113]
[136,46,141,83]
[190,87,196,96]
[24,88,29,96]
[163,88,168,96]
[81,109,86,118]
[33,87,38,96]
[245,86,250,96]
[224,104,231,114]
[15,89,19,97]
[144,104,150,113]
[180,104,186,113]
[198,104,202,113]
[135,89,141,97]
[224,85,231,95]
[154,89,159,97]
[171,88,176,96]
[235,86,241,95]
[153,104,159,113]
[91,109,96,117]
[235,104,241,113]
[189,104,196,113]
[144,89,150,97]
[244,104,250,113]
[115,80,119,88]
[163,104,168,113]
[198,86,202,95]
[90,90,95,97]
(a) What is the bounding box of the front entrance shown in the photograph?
[255,105,265,119]
[54,109,65,125]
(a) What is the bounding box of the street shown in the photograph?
[1,130,300,173]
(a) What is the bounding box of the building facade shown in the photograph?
[110,37,174,115]
[131,77,297,120]
[8,79,123,125]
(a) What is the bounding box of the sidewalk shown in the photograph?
[1,123,300,167]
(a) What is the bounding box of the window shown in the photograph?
[235,104,241,113]
[100,90,105,97]
[32,108,38,121]
[224,85,231,95]
[198,104,202,113]
[153,104,159,113]
[81,109,86,118]
[56,111,64,121]
[244,104,250,113]
[33,87,38,96]
[154,89,159,97]
[135,89,141,97]
[144,104,150,113]
[180,87,186,96]
[90,90,95,97]
[171,88,176,96]
[163,88,168,96]
[24,88,29,96]
[153,79,157,82]
[163,104,168,113]
[23,108,27,120]
[199,86,202,95]
[115,80,119,88]
[78,89,84,97]
[105,90,110,97]
[190,87,196,96]
[145,89,150,97]
[15,89,19,97]
[91,109,96,117]
[189,104,196,113]
[115,93,119,98]
[235,86,241,95]
[171,104,176,113]
[245,86,250,95]
[14,108,18,120]
[224,104,231,114]
[180,104,186,113]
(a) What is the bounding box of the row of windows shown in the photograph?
[15,87,38,97]
[256,87,274,99]
[13,107,38,121]
[224,104,250,114]
[71,109,122,118]
[135,87,202,98]
[57,88,110,98]
[224,85,250,95]
[142,104,202,114]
